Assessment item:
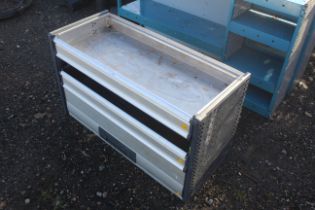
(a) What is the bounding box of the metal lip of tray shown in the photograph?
[50,11,250,200]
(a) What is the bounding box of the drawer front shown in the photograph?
[55,40,191,139]
[61,71,186,196]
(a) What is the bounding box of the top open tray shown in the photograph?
[51,12,248,138]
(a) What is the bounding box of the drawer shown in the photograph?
[62,71,186,194]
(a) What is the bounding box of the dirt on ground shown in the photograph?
[0,1,20,10]
[0,1,315,209]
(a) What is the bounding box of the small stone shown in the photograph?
[16,45,20,48]
[55,199,61,206]
[98,165,105,172]
[81,151,90,158]
[24,81,31,87]
[298,81,308,90]
[96,192,102,198]
[61,153,67,161]
[205,198,214,206]
[308,77,314,82]
[102,192,108,198]
[19,123,27,128]
[281,149,287,155]
[7,114,15,120]
[305,112,312,118]
[265,160,272,166]
[34,113,46,120]
[25,198,30,204]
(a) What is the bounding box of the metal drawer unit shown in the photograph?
[118,0,315,117]
[49,12,250,200]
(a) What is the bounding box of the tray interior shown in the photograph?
[64,20,230,117]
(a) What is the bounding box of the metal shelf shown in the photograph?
[226,46,283,93]
[243,0,307,20]
[229,10,296,52]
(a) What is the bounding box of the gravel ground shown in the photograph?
[0,1,315,209]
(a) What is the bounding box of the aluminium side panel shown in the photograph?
[183,75,250,201]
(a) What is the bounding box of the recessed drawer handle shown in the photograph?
[99,127,137,163]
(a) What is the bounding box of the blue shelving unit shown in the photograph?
[226,0,315,117]
[117,0,315,117]
[289,17,315,91]
[141,1,227,57]
[117,0,232,59]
